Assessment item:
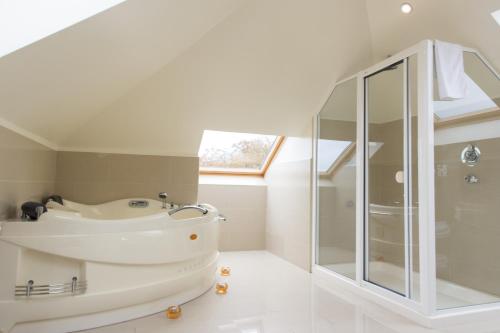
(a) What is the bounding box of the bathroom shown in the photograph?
[0,0,499,332]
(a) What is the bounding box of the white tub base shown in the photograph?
[10,276,214,333]
[1,251,218,333]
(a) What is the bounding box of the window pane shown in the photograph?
[316,77,357,280]
[198,130,278,171]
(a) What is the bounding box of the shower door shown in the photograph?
[363,57,419,299]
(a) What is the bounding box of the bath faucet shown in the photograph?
[168,205,208,216]
[158,192,168,209]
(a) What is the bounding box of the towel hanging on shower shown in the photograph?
[435,40,468,100]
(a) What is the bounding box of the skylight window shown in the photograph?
[198,130,283,175]
[492,9,500,26]
[434,51,500,127]
[434,74,497,119]
[0,0,125,58]
[318,140,383,176]
[317,140,352,173]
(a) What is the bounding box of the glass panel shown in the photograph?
[434,52,500,309]
[317,78,357,280]
[198,130,278,172]
[365,61,406,295]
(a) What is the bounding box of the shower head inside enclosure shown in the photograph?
[461,144,480,166]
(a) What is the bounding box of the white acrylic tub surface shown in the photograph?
[0,198,221,333]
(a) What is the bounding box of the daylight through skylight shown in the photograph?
[434,74,497,119]
[0,0,125,58]
[317,140,352,173]
[492,9,500,26]
[198,130,281,174]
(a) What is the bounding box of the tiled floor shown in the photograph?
[83,251,500,333]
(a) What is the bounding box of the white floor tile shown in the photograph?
[82,251,500,333]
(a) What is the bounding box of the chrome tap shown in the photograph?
[158,192,168,209]
[168,205,208,216]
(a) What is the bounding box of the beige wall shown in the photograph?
[55,152,198,205]
[0,126,56,220]
[198,178,266,251]
[435,136,500,297]
[265,126,313,271]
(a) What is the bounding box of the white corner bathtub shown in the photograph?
[0,199,222,333]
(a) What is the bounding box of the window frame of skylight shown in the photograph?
[199,136,285,176]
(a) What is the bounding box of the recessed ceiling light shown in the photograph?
[492,9,500,26]
[401,2,413,14]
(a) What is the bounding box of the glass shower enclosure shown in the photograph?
[313,40,500,325]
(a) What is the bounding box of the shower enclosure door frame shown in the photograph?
[357,40,436,315]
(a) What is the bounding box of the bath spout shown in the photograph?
[168,205,208,216]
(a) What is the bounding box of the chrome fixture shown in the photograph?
[218,214,227,222]
[128,199,149,208]
[159,192,168,209]
[461,144,480,166]
[15,277,87,297]
[465,174,479,184]
[26,280,33,297]
[168,205,208,216]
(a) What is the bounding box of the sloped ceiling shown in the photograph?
[62,0,373,156]
[0,0,499,156]
[0,0,246,149]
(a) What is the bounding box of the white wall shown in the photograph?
[198,177,267,251]
[265,124,313,271]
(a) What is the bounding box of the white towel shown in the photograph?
[435,40,468,100]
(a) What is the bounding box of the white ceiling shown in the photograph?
[0,0,499,156]
[366,0,500,69]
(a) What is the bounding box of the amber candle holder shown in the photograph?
[166,305,182,319]
[215,282,228,295]
[220,267,231,276]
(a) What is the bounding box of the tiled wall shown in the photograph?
[55,152,198,205]
[435,137,500,296]
[0,126,56,220]
[198,178,266,251]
